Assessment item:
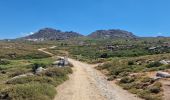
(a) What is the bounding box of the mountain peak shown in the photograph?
[88,29,137,39]
[23,28,83,40]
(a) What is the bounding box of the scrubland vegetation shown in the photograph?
[0,41,72,100]
[96,53,170,100]
[49,37,170,100]
[0,37,170,100]
[47,38,170,63]
[119,76,162,100]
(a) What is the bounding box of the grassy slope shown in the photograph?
[0,41,72,100]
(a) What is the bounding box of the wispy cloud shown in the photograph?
[28,32,34,35]
[20,32,34,37]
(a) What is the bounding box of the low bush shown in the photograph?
[137,90,161,100]
[148,82,162,94]
[0,59,10,65]
[7,67,72,86]
[0,82,56,100]
[146,61,162,68]
[141,77,154,83]
[148,86,161,94]
[18,52,51,60]
[120,77,135,84]
[39,67,72,85]
[97,62,112,70]
[107,75,117,81]
[118,76,162,100]
[44,68,67,77]
[128,61,134,65]
[6,76,56,86]
[44,67,72,77]
[100,53,108,58]
[9,69,28,77]
[165,64,170,69]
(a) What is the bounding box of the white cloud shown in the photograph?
[20,32,34,37]
[29,32,34,35]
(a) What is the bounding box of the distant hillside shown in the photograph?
[21,28,139,41]
[22,28,83,41]
[88,29,137,39]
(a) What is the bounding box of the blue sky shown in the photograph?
[0,0,170,39]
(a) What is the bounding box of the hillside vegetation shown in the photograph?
[1,36,170,100]
[0,41,72,100]
[45,37,170,100]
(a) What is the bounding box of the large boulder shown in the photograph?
[159,60,169,65]
[156,71,170,78]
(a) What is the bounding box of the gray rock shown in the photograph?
[36,67,46,73]
[160,60,169,65]
[6,73,34,83]
[156,71,170,78]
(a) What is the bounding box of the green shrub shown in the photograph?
[110,66,124,76]
[6,76,56,86]
[44,67,72,76]
[118,76,162,100]
[9,69,28,77]
[107,75,116,81]
[0,59,10,65]
[120,77,135,83]
[165,64,170,69]
[128,61,134,65]
[119,72,129,77]
[39,67,72,85]
[146,61,162,68]
[100,53,108,58]
[99,62,112,70]
[148,86,161,94]
[0,83,56,100]
[121,83,136,90]
[62,67,73,74]
[129,88,139,94]
[44,68,67,77]
[138,90,156,100]
[137,90,162,100]
[141,77,154,83]
[19,52,51,59]
[148,82,162,94]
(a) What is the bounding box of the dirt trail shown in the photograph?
[38,48,54,56]
[54,58,142,100]
[38,47,142,100]
[161,79,170,100]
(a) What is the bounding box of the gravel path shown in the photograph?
[38,47,142,100]
[54,58,142,100]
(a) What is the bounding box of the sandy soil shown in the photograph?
[54,58,142,100]
[161,79,170,100]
